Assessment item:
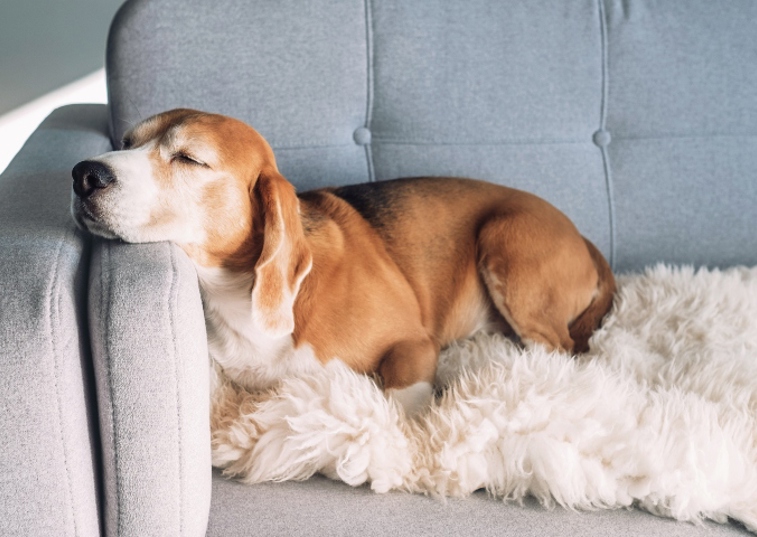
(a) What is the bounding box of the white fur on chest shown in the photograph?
[195,265,321,392]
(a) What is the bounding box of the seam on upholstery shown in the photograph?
[168,245,185,536]
[101,242,122,537]
[611,133,757,142]
[364,0,376,182]
[272,142,356,151]
[371,138,592,146]
[144,132,757,154]
[598,0,617,270]
[48,232,78,537]
[598,0,609,133]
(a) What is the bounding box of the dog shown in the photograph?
[71,108,615,415]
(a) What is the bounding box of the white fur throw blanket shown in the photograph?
[211,265,757,532]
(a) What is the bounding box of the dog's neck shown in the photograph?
[192,262,317,392]
[178,197,322,391]
[192,262,257,349]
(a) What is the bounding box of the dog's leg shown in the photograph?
[476,214,599,354]
[480,266,574,352]
[379,338,439,416]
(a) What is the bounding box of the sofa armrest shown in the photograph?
[0,104,112,537]
[89,239,211,537]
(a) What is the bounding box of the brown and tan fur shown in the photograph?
[71,109,615,413]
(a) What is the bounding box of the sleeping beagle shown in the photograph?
[71,109,615,415]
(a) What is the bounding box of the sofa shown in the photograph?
[1,0,756,535]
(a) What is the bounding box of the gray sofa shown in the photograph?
[1,0,756,535]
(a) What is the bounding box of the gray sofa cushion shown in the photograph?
[107,0,371,190]
[107,0,757,273]
[0,105,110,537]
[367,0,610,259]
[207,470,748,536]
[605,1,757,271]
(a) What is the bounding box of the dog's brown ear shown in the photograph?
[250,167,312,338]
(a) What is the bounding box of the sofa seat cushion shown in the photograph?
[206,471,748,537]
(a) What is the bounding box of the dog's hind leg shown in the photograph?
[476,212,600,354]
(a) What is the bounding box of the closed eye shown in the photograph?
[172,152,208,167]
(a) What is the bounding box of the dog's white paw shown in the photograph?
[387,381,433,417]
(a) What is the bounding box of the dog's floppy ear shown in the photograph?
[250,167,312,338]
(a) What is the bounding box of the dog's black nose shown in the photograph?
[72,160,115,198]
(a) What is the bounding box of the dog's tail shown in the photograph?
[569,239,616,353]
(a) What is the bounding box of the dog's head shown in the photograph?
[72,108,312,336]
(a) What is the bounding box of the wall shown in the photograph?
[0,0,124,115]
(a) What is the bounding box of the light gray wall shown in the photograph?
[0,0,124,115]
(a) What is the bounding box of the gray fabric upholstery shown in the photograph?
[0,105,110,537]
[0,105,211,537]
[3,0,754,535]
[89,240,211,537]
[603,1,757,270]
[107,0,757,273]
[207,471,748,537]
[107,0,372,189]
[367,0,610,259]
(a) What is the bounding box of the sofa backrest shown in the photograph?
[106,0,757,273]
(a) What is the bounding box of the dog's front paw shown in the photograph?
[387,382,434,417]
[210,378,269,472]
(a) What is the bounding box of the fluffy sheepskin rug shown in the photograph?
[210,265,757,532]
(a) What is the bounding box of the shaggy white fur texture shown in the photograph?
[211,265,757,532]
